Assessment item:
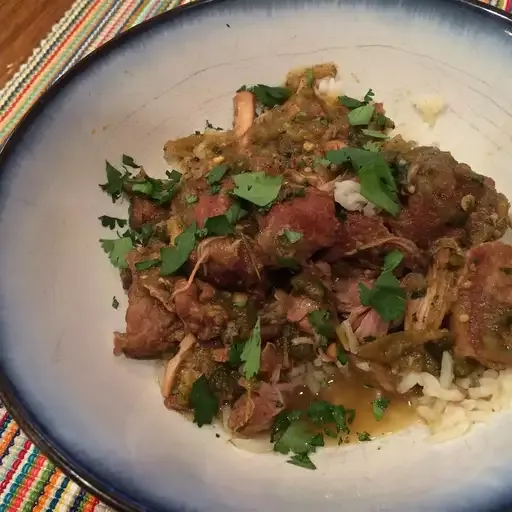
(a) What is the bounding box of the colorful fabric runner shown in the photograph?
[0,0,511,509]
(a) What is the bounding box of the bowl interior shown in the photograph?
[1,1,512,510]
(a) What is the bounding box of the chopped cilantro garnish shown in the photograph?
[98,215,127,230]
[362,141,381,152]
[382,250,403,272]
[358,253,406,322]
[112,296,119,309]
[241,317,262,379]
[99,161,124,202]
[160,223,197,275]
[274,420,320,456]
[337,345,349,365]
[133,171,182,204]
[225,202,247,224]
[204,215,234,236]
[282,229,302,244]
[209,183,221,195]
[339,89,374,109]
[277,257,300,270]
[232,172,283,207]
[189,375,219,427]
[315,157,332,167]
[100,237,133,269]
[185,195,198,204]
[287,453,316,470]
[363,89,375,102]
[339,95,365,109]
[305,69,314,87]
[206,164,228,185]
[307,309,335,339]
[358,166,399,216]
[122,154,140,168]
[240,84,292,108]
[307,400,350,434]
[358,431,372,442]
[228,341,245,366]
[135,258,161,271]
[372,397,390,421]
[348,104,375,126]
[362,128,389,139]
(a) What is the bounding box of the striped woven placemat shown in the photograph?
[0,0,511,510]
[0,2,192,509]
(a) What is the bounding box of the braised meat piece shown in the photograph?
[228,382,285,436]
[256,187,339,264]
[452,242,512,366]
[129,196,170,230]
[384,140,509,249]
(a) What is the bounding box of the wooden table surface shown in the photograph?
[0,0,74,89]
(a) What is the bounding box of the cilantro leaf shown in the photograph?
[189,375,219,427]
[305,69,314,87]
[358,160,400,216]
[307,309,335,339]
[326,147,386,170]
[283,230,303,244]
[160,223,197,275]
[135,259,161,271]
[185,195,198,204]
[274,420,320,455]
[204,215,234,236]
[241,317,262,379]
[383,250,403,272]
[358,431,372,442]
[206,164,228,185]
[242,84,292,108]
[307,401,350,434]
[287,453,316,470]
[358,271,406,322]
[348,104,375,126]
[112,296,119,309]
[373,397,390,421]
[233,172,283,207]
[225,202,247,224]
[362,141,381,153]
[228,341,245,367]
[99,161,124,202]
[122,154,140,168]
[339,95,365,109]
[100,237,134,269]
[362,128,389,139]
[127,170,182,205]
[98,215,127,230]
[337,345,349,365]
[363,89,375,102]
[209,183,221,195]
[307,400,335,426]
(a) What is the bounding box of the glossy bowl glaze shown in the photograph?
[1,1,512,510]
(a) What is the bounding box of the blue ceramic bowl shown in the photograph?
[1,1,512,510]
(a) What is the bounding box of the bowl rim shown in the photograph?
[1,0,512,510]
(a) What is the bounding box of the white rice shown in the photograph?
[399,352,512,442]
[334,180,377,216]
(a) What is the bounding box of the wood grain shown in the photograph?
[0,0,74,89]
